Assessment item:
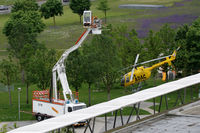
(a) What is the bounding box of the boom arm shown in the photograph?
[52,28,92,102]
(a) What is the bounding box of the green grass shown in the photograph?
[0,0,184,53]
[0,0,14,5]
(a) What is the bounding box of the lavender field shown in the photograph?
[134,0,200,38]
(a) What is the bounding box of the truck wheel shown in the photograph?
[36,114,43,122]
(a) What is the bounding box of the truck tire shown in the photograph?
[36,114,44,122]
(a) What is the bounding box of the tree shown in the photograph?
[174,24,189,77]
[157,24,177,54]
[3,11,45,59]
[66,50,83,92]
[97,0,110,24]
[113,25,142,68]
[20,44,35,104]
[69,0,91,23]
[3,10,45,84]
[3,0,45,103]
[185,18,200,74]
[82,43,103,106]
[92,27,121,101]
[30,46,57,90]
[0,59,17,106]
[11,0,39,13]
[143,30,163,60]
[40,0,63,27]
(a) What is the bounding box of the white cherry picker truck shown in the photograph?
[32,11,102,122]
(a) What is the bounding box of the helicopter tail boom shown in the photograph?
[149,50,177,71]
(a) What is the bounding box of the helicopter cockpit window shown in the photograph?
[121,77,125,83]
[126,77,129,82]
[121,77,125,86]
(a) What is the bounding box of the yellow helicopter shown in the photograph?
[121,49,178,87]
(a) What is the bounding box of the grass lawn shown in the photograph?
[0,0,188,55]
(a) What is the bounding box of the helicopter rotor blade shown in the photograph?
[130,54,139,81]
[119,55,170,72]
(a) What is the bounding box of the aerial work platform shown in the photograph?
[9,73,200,133]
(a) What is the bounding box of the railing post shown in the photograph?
[113,110,118,128]
[158,95,163,113]
[153,98,156,115]
[105,114,107,131]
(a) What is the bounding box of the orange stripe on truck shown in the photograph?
[52,107,59,114]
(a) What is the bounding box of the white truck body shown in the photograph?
[32,99,86,117]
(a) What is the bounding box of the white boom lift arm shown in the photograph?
[52,11,101,103]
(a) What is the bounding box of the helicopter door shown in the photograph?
[83,11,92,27]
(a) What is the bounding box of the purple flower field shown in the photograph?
[135,0,199,38]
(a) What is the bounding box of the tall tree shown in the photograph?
[11,0,39,13]
[40,0,63,27]
[174,24,189,77]
[3,0,45,103]
[174,18,200,76]
[3,9,45,88]
[3,11,45,59]
[143,30,163,61]
[158,24,177,54]
[20,44,35,104]
[30,46,57,90]
[82,43,103,106]
[185,18,200,74]
[97,0,110,24]
[92,26,121,101]
[113,25,142,68]
[66,50,83,92]
[0,59,17,106]
[69,0,91,23]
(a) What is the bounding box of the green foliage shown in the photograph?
[185,17,200,73]
[0,124,8,133]
[40,0,63,27]
[3,10,45,59]
[0,123,19,132]
[0,58,17,105]
[155,24,177,74]
[69,0,91,23]
[158,24,177,54]
[66,50,83,92]
[30,46,57,89]
[175,18,200,75]
[114,25,141,68]
[144,30,163,60]
[97,0,110,24]
[143,30,164,76]
[0,59,17,85]
[91,25,121,100]
[82,42,104,106]
[11,0,39,13]
[174,25,189,76]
